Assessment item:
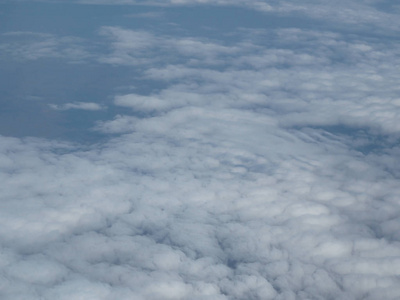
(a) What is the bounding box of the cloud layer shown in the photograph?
[2,102,400,299]
[1,1,400,299]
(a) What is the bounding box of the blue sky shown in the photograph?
[1,1,400,299]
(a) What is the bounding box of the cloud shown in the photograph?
[0,32,91,62]
[2,1,400,299]
[49,102,106,111]
[97,27,160,65]
[98,26,241,66]
[113,90,207,113]
[91,24,400,299]
[124,11,165,18]
[131,26,400,136]
[2,99,400,299]
[6,0,400,34]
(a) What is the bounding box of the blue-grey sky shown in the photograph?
[1,1,400,299]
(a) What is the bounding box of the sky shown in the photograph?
[1,0,400,299]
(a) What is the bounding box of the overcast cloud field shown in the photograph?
[1,0,400,299]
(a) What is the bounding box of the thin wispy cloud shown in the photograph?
[0,32,91,62]
[124,11,165,18]
[49,102,106,111]
[7,0,400,33]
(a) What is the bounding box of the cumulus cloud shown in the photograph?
[2,99,400,299]
[135,27,400,136]
[1,1,400,299]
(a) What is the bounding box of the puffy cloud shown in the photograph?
[2,94,400,299]
[134,27,400,135]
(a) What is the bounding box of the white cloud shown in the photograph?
[98,26,244,66]
[130,26,400,136]
[0,32,91,62]
[3,45,400,300]
[2,1,400,299]
[124,11,165,18]
[2,90,400,299]
[113,90,207,113]
[49,102,106,111]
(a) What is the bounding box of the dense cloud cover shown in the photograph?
[1,0,400,299]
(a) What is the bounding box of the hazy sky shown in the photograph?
[1,0,400,299]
